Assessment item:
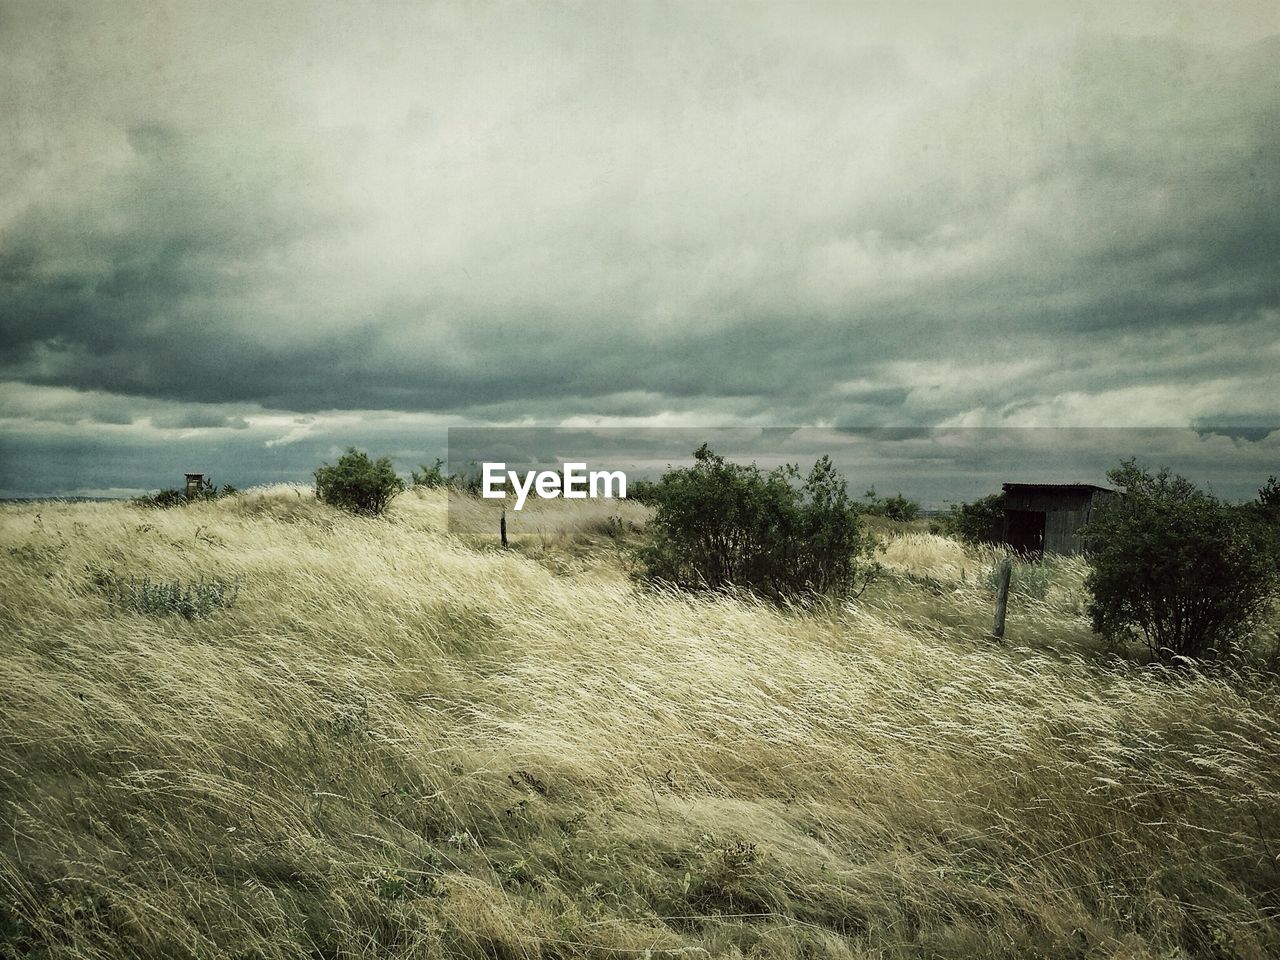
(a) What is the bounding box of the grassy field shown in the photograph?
[2,487,1279,959]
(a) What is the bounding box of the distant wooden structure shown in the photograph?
[184,473,205,501]
[1000,483,1114,556]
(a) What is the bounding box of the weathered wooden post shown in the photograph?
[500,509,508,548]
[992,556,1012,640]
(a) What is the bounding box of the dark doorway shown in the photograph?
[1005,509,1045,556]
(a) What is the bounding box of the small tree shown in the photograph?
[636,444,878,603]
[314,448,405,516]
[1082,460,1280,662]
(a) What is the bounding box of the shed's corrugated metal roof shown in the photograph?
[1001,482,1114,493]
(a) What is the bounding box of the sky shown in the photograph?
[1,0,1277,498]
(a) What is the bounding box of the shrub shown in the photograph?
[1261,476,1280,508]
[862,487,920,522]
[1254,475,1280,528]
[411,458,448,488]
[626,478,660,505]
[134,478,237,508]
[314,448,405,516]
[133,489,188,509]
[447,462,484,495]
[426,459,483,495]
[941,493,1005,545]
[95,571,240,620]
[1082,460,1280,662]
[635,444,878,603]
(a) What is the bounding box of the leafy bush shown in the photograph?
[133,489,187,509]
[134,477,237,508]
[626,478,660,505]
[1082,460,1280,662]
[446,462,484,495]
[96,571,240,620]
[411,458,448,488]
[314,448,405,516]
[862,487,920,522]
[1260,475,1280,506]
[635,444,878,603]
[1254,475,1280,526]
[941,493,1005,545]
[423,459,483,495]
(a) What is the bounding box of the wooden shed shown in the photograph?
[1000,483,1114,556]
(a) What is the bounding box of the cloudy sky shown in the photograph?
[1,0,1277,497]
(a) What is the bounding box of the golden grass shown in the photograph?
[2,487,1278,958]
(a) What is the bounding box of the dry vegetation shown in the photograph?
[2,487,1279,959]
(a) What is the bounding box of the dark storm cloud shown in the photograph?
[0,1,1278,494]
[151,411,250,430]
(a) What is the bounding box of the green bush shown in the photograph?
[635,444,878,603]
[134,477,237,508]
[422,459,483,495]
[1260,476,1280,508]
[1254,475,1280,527]
[1082,460,1280,662]
[862,487,920,522]
[447,462,484,495]
[133,489,187,508]
[626,478,660,505]
[314,448,405,516]
[411,458,448,488]
[941,493,1005,545]
[96,571,240,620]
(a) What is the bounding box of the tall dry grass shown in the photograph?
[1,487,1278,958]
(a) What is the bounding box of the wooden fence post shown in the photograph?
[992,556,1012,640]
[500,509,508,548]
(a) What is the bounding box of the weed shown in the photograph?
[8,539,67,574]
[986,558,1052,602]
[327,698,371,739]
[94,569,240,620]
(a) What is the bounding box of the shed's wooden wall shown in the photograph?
[1043,507,1090,554]
[1001,489,1112,555]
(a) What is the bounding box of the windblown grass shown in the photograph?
[1,487,1278,958]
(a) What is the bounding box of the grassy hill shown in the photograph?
[2,487,1279,959]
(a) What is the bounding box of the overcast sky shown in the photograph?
[1,1,1277,497]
